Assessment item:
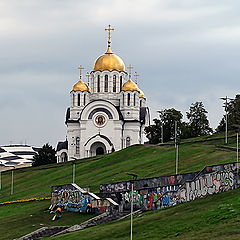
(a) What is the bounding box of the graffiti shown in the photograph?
[182,170,235,202]
[119,187,179,211]
[100,173,197,193]
[51,188,91,212]
[101,162,240,212]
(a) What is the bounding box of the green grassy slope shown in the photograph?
[49,188,240,240]
[0,134,239,240]
[0,134,238,203]
[0,200,95,240]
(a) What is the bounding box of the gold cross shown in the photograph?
[86,72,90,85]
[105,24,114,47]
[127,64,134,78]
[134,72,140,84]
[78,65,84,79]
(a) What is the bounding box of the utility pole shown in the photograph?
[233,124,240,176]
[176,144,179,175]
[174,120,177,148]
[126,173,138,240]
[220,96,234,144]
[72,161,76,184]
[11,170,14,195]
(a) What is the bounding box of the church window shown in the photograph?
[78,94,80,106]
[140,100,142,107]
[120,76,122,89]
[113,75,116,92]
[127,93,130,106]
[134,93,136,106]
[83,94,86,105]
[104,75,108,92]
[72,94,75,106]
[97,75,100,92]
[126,137,130,147]
[76,137,80,154]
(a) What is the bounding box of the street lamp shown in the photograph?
[220,96,234,144]
[233,124,240,175]
[176,143,179,175]
[157,111,164,143]
[126,173,138,240]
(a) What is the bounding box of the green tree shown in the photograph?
[33,143,57,167]
[186,101,213,137]
[216,95,240,132]
[145,108,183,143]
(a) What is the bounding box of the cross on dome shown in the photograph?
[78,65,84,79]
[134,72,140,84]
[127,64,134,78]
[105,24,114,48]
[86,72,90,85]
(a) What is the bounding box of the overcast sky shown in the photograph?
[0,0,239,147]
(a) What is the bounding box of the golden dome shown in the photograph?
[93,47,125,72]
[139,89,145,98]
[121,79,140,92]
[72,79,90,92]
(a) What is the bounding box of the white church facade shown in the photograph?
[57,26,150,162]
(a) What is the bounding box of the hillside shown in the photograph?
[0,133,239,239]
[0,133,238,203]
[48,188,240,240]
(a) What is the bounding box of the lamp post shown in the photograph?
[220,96,234,144]
[157,111,164,143]
[11,169,14,195]
[72,161,76,184]
[126,173,138,240]
[176,143,179,175]
[233,124,240,176]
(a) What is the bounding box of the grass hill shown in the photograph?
[48,188,240,240]
[0,132,239,239]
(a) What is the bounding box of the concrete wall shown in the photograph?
[99,162,240,211]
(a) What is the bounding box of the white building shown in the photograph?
[0,145,38,171]
[57,26,150,162]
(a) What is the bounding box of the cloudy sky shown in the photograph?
[0,0,239,147]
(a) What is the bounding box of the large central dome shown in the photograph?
[93,47,125,72]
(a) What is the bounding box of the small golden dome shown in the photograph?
[72,79,90,92]
[93,47,125,72]
[121,79,140,92]
[139,89,145,98]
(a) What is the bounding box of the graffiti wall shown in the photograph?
[51,184,119,213]
[100,172,197,193]
[51,184,95,212]
[181,169,235,202]
[100,162,240,211]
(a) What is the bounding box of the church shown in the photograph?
[56,26,150,162]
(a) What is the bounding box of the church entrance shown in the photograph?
[96,147,104,155]
[90,141,106,157]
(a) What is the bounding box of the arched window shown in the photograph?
[72,94,75,106]
[140,100,142,107]
[104,75,108,92]
[126,137,131,147]
[120,76,122,89]
[83,94,86,105]
[127,93,130,106]
[134,93,136,106]
[78,94,80,106]
[76,137,80,154]
[113,75,116,92]
[97,75,100,92]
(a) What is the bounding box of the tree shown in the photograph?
[216,94,240,132]
[186,102,213,137]
[144,118,162,144]
[145,108,183,143]
[33,143,57,167]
